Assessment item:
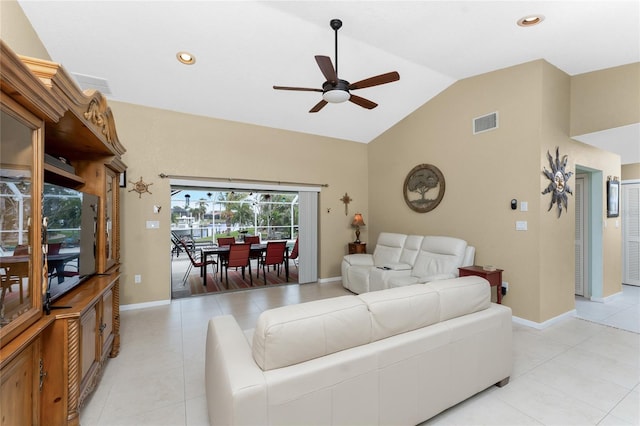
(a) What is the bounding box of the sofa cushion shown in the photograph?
[411,236,468,280]
[427,276,491,321]
[358,285,440,342]
[252,296,372,370]
[372,232,407,265]
[398,235,424,266]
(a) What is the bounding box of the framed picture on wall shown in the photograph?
[607,179,619,218]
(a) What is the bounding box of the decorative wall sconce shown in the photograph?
[351,213,366,243]
[153,205,162,214]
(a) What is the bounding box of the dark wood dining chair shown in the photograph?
[179,240,217,286]
[258,241,287,284]
[222,243,252,287]
[217,236,236,246]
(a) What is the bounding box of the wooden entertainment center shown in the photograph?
[0,40,126,425]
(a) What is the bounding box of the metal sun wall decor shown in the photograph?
[403,164,446,213]
[541,147,573,217]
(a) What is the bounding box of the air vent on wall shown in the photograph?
[70,72,112,95]
[473,112,498,134]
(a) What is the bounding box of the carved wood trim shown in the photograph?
[18,53,126,158]
[0,40,65,121]
[66,319,81,424]
[109,279,121,358]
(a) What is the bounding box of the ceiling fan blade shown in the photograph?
[273,85,323,92]
[349,94,378,110]
[315,55,338,82]
[309,100,328,113]
[349,71,400,90]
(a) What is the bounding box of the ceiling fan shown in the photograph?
[273,19,400,113]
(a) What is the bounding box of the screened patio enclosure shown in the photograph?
[170,188,299,244]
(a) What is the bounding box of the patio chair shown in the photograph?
[172,231,195,258]
[289,237,299,268]
[217,236,236,246]
[258,241,287,284]
[243,235,261,266]
[243,235,260,245]
[179,240,217,286]
[221,243,252,288]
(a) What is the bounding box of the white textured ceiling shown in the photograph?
[17,1,640,163]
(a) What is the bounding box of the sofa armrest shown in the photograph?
[343,253,375,266]
[206,315,268,425]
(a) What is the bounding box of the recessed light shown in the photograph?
[517,15,545,27]
[176,51,196,65]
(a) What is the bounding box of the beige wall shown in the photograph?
[622,163,640,180]
[570,63,640,136]
[0,0,51,60]
[369,60,622,323]
[110,102,368,304]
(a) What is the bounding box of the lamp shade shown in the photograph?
[351,213,365,227]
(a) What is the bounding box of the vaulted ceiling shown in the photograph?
[17,1,640,163]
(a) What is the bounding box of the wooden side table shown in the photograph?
[348,242,366,254]
[458,265,504,304]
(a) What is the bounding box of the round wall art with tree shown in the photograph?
[403,164,446,213]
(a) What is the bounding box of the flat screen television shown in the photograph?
[43,182,98,309]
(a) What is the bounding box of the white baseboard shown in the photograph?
[590,291,623,303]
[318,276,342,283]
[121,299,171,311]
[512,309,577,330]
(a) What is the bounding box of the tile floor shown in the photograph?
[80,283,639,426]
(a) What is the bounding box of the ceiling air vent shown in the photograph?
[70,72,112,95]
[473,112,498,134]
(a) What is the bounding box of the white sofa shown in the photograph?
[342,232,476,294]
[205,276,512,426]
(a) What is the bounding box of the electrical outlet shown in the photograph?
[134,274,142,284]
[501,281,508,296]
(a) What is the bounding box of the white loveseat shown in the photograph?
[205,276,512,426]
[342,232,476,294]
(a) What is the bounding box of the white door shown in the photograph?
[575,175,588,296]
[622,182,640,286]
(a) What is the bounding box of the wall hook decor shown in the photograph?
[128,176,153,198]
[541,147,573,217]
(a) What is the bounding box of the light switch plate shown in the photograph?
[516,221,528,231]
[146,220,159,229]
[520,201,528,212]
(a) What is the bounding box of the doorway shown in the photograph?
[622,180,640,286]
[574,167,604,300]
[575,174,589,297]
[168,179,320,298]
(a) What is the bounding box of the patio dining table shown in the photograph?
[200,243,289,286]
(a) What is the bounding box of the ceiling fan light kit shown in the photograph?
[274,18,400,113]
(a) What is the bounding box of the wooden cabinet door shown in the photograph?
[80,306,98,381]
[101,288,113,354]
[0,339,40,425]
[0,98,44,347]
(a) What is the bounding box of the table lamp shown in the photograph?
[351,213,365,243]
